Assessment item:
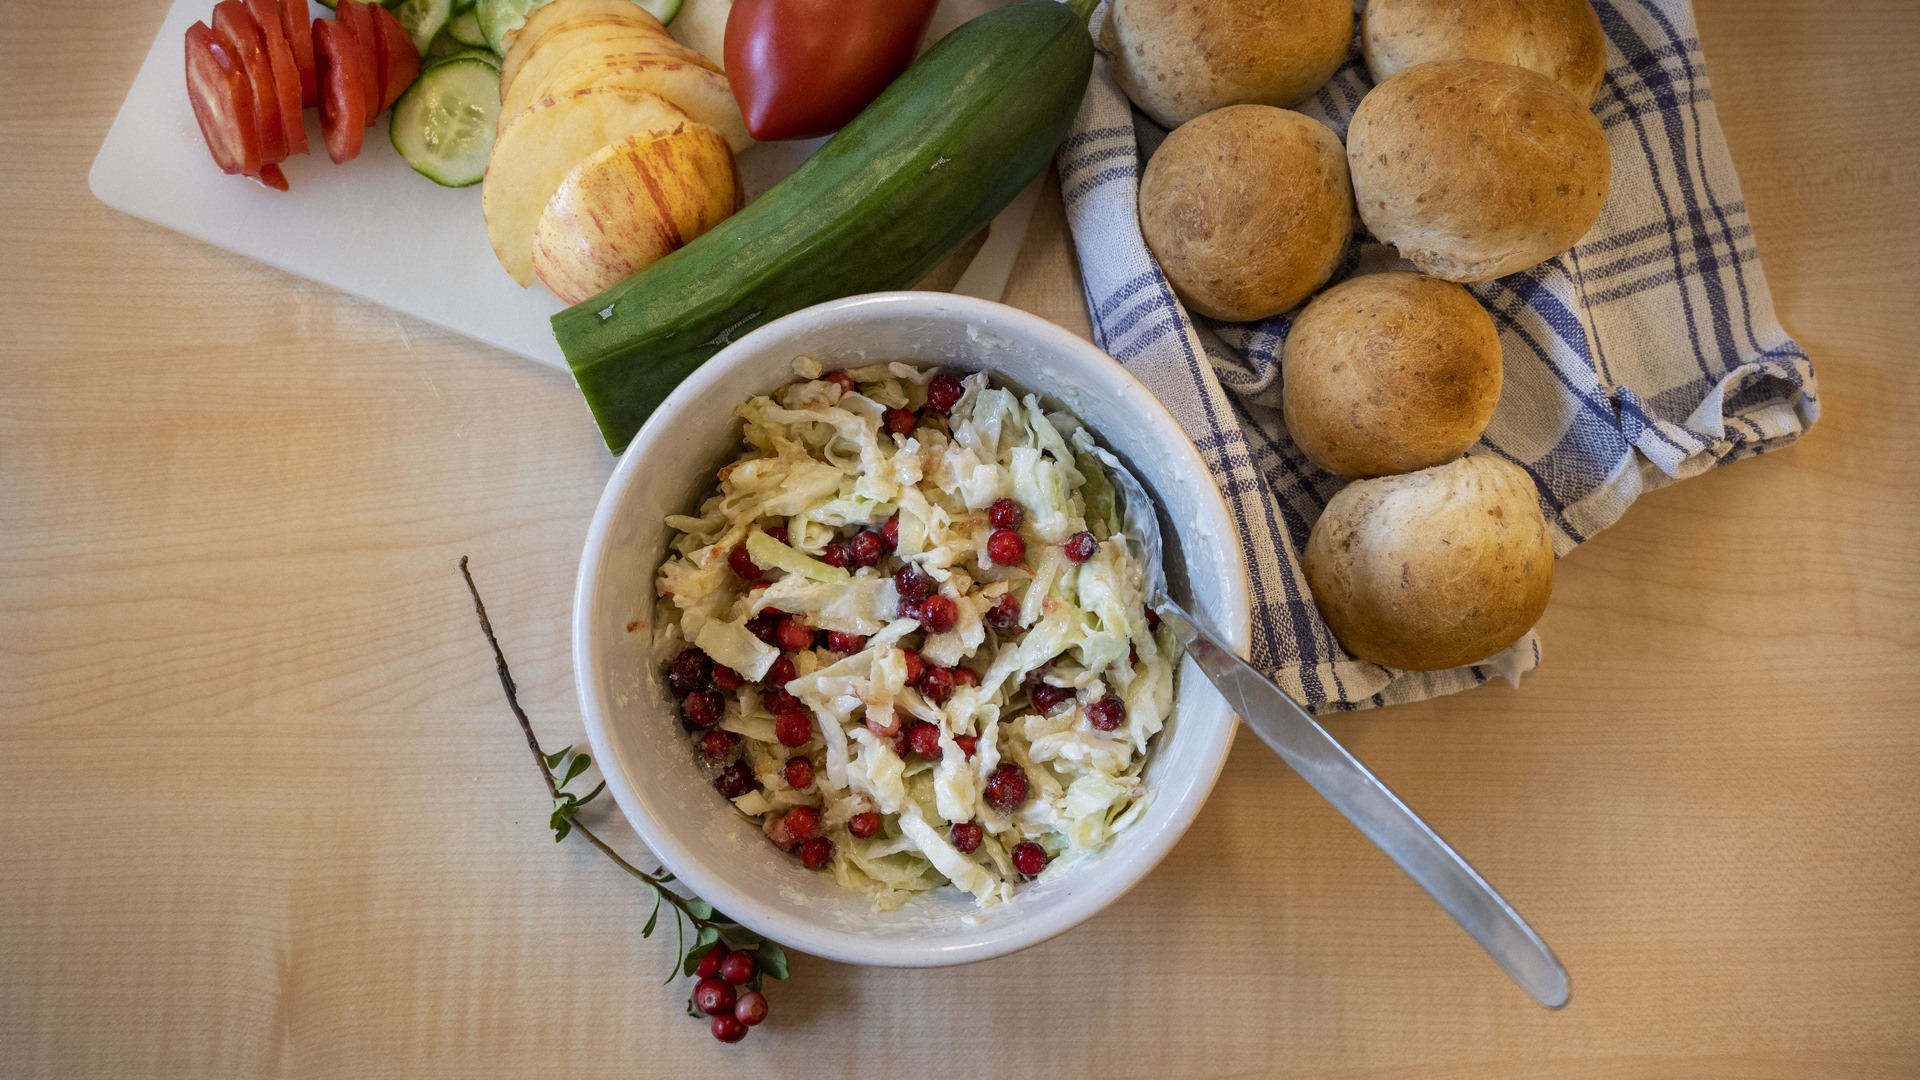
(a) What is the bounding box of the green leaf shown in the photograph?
[682,939,720,977]
[562,753,592,785]
[553,816,572,842]
[684,898,713,921]
[686,995,704,1019]
[666,913,685,983]
[576,780,606,807]
[657,871,676,883]
[722,925,765,946]
[642,895,661,938]
[745,973,763,993]
[755,941,789,979]
[696,925,720,948]
[544,745,572,770]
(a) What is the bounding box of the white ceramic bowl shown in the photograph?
[574,292,1250,967]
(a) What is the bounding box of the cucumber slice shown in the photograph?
[424,27,462,61]
[451,0,476,11]
[447,7,488,47]
[390,57,500,187]
[476,0,677,56]
[431,46,501,69]
[391,0,453,53]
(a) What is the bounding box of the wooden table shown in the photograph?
[5,2,1917,1076]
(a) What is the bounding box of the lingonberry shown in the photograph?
[919,595,958,634]
[1062,531,1099,563]
[719,950,757,986]
[926,373,964,413]
[734,991,768,1027]
[798,836,833,869]
[848,530,884,566]
[951,667,980,688]
[694,977,736,1017]
[988,498,1023,530]
[765,526,788,545]
[746,611,782,646]
[894,562,933,601]
[954,735,978,758]
[900,648,925,686]
[762,689,802,715]
[950,821,984,853]
[880,515,899,551]
[1011,840,1049,876]
[681,690,722,728]
[783,804,819,840]
[985,762,1029,813]
[783,756,814,789]
[695,943,728,980]
[986,593,1021,628]
[826,631,866,654]
[714,760,754,798]
[673,648,713,686]
[1087,694,1127,731]
[821,370,855,394]
[821,542,851,568]
[1144,604,1161,632]
[710,1014,748,1043]
[884,408,917,436]
[774,709,813,748]
[905,721,942,759]
[985,528,1026,566]
[764,655,797,689]
[666,672,701,700]
[711,664,746,691]
[848,811,881,838]
[1030,682,1073,713]
[699,730,738,760]
[728,545,762,581]
[775,614,814,653]
[917,666,956,703]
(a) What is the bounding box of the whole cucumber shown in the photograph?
[553,0,1097,452]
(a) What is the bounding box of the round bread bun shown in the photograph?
[1347,59,1611,283]
[1101,0,1353,128]
[1283,273,1503,478]
[1303,455,1553,671]
[1139,106,1354,322]
[1362,0,1608,106]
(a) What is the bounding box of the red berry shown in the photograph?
[746,611,782,646]
[901,648,925,686]
[774,710,813,748]
[681,690,722,728]
[849,531,884,566]
[1011,840,1049,876]
[673,648,713,686]
[955,735,978,758]
[783,756,814,789]
[695,943,728,980]
[950,821,984,853]
[985,528,1027,566]
[714,760,754,798]
[986,593,1021,628]
[766,813,798,851]
[798,836,833,869]
[728,544,762,581]
[918,666,955,703]
[1087,694,1127,731]
[1062,531,1099,563]
[776,614,814,652]
[1030,683,1073,713]
[666,671,701,699]
[762,689,801,715]
[827,631,866,654]
[694,977,737,1017]
[880,515,899,551]
[764,655,797,688]
[951,667,980,688]
[719,949,757,985]
[988,499,1023,529]
[906,721,942,759]
[896,597,924,621]
[784,804,820,840]
[848,811,881,838]
[734,991,768,1027]
[884,408,917,436]
[822,370,856,394]
[926,373,964,413]
[919,595,958,634]
[710,1014,748,1043]
[821,542,851,568]
[894,562,933,601]
[765,526,789,545]
[699,730,738,760]
[985,762,1028,813]
[712,664,746,691]
[1144,605,1161,633]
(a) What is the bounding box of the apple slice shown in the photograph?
[500,42,710,135]
[531,58,750,151]
[482,87,692,286]
[533,122,742,304]
[500,0,685,89]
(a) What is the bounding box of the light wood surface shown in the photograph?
[4,2,1917,1076]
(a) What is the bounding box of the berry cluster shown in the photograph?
[691,942,771,1043]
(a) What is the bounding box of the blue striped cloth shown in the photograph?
[1057,0,1818,711]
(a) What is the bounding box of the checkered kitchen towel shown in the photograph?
[1058,0,1818,711]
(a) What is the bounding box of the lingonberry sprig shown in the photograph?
[461,557,788,1042]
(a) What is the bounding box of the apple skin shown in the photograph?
[532,122,743,305]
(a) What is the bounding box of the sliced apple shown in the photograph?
[482,87,691,286]
[533,122,742,304]
[538,58,750,151]
[500,42,712,135]
[505,5,712,96]
[668,0,731,70]
[499,0,670,87]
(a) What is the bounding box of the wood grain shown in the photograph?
[1,1,1915,1076]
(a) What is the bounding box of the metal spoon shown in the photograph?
[1097,448,1570,1009]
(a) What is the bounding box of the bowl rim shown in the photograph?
[573,292,1251,967]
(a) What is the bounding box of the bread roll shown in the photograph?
[1283,273,1503,478]
[1102,0,1353,128]
[1363,0,1608,105]
[1139,106,1354,322]
[1303,455,1552,670]
[1347,59,1610,283]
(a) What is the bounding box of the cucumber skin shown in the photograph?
[552,0,1094,453]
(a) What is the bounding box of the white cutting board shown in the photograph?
[89,0,1013,370]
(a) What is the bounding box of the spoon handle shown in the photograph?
[1162,604,1571,1009]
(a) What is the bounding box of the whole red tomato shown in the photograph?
[724,0,940,142]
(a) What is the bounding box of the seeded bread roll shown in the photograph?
[1303,455,1553,670]
[1347,59,1610,283]
[1100,0,1353,128]
[1362,0,1608,106]
[1283,273,1503,478]
[1139,105,1354,321]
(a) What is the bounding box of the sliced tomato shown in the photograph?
[184,21,260,176]
[245,0,308,157]
[313,17,366,163]
[258,162,290,191]
[333,0,383,125]
[211,0,286,167]
[368,3,420,114]
[281,0,316,108]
